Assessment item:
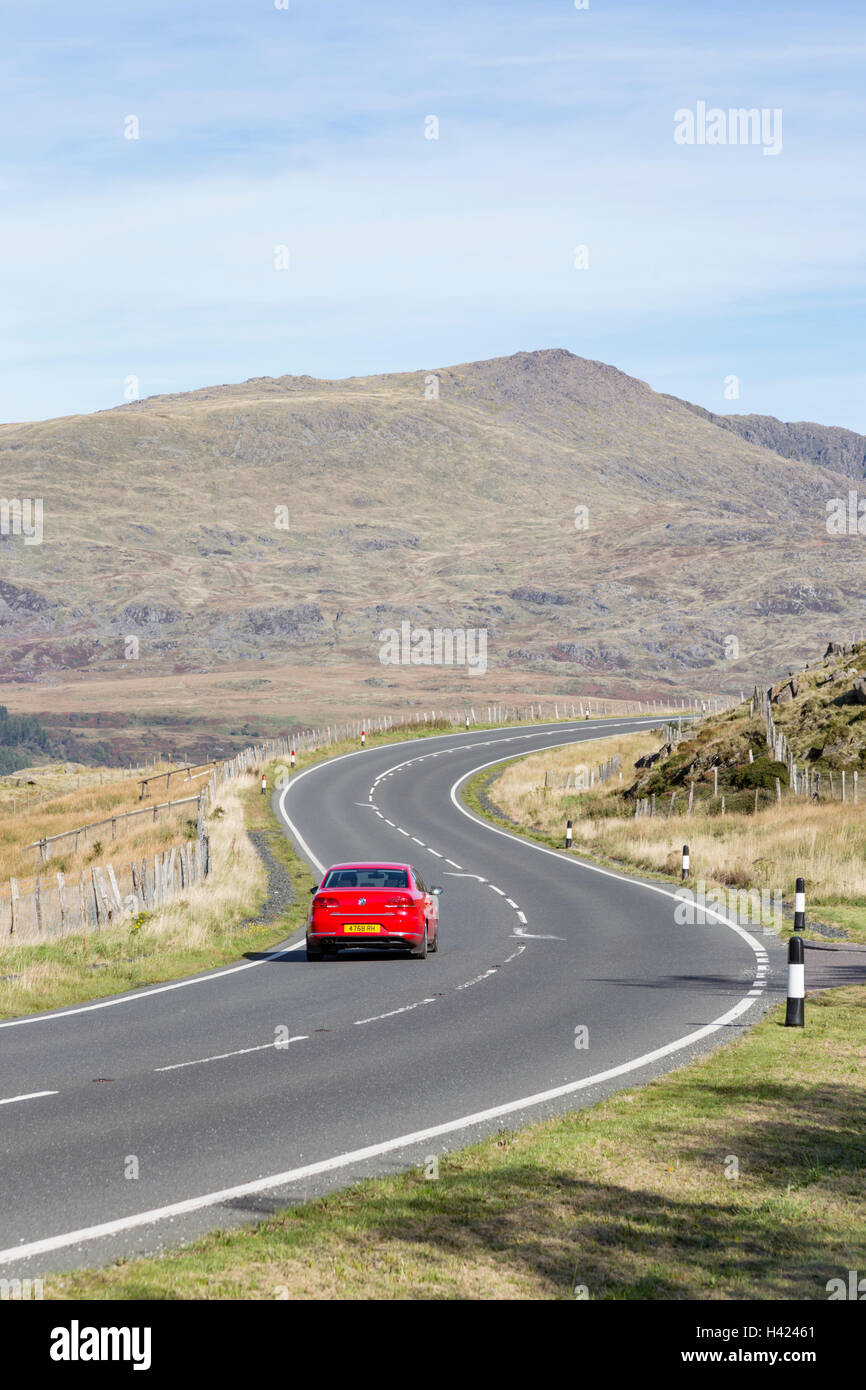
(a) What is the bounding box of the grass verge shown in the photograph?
[45,985,866,1300]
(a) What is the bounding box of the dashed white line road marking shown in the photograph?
[503,945,526,965]
[445,859,462,869]
[426,848,443,857]
[354,998,437,1026]
[517,911,527,924]
[505,898,519,909]
[456,967,498,990]
[385,819,395,827]
[398,828,410,836]
[443,872,486,882]
[0,1090,58,1106]
[489,885,505,896]
[411,837,425,845]
[513,926,565,941]
[156,1039,310,1072]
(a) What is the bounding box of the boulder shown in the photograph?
[852,677,866,705]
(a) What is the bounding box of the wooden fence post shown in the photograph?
[10,877,18,938]
[106,864,123,915]
[57,871,67,935]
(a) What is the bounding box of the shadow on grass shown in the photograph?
[213,1077,866,1300]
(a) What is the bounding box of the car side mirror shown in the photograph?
[309,884,319,894]
[430,886,443,895]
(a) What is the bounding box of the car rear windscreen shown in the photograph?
[323,868,409,889]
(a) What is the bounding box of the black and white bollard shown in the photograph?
[290,748,295,769]
[682,844,690,880]
[565,819,573,850]
[465,715,470,729]
[361,729,366,747]
[785,935,805,1027]
[261,773,267,795]
[794,876,806,931]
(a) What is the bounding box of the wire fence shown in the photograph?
[1,838,208,942]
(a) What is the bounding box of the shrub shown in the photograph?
[731,758,789,791]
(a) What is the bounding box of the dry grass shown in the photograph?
[0,776,270,1016]
[0,760,208,883]
[493,730,659,819]
[484,734,866,937]
[564,801,866,903]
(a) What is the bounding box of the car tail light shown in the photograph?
[385,895,413,909]
[314,896,339,910]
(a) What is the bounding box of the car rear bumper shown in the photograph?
[307,933,423,950]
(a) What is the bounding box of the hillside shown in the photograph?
[629,640,866,812]
[0,349,863,752]
[670,397,866,478]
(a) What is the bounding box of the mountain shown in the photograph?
[668,398,866,479]
[0,349,863,751]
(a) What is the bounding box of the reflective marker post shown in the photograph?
[794,876,806,931]
[682,844,690,881]
[785,935,805,1027]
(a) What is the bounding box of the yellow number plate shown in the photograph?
[344,923,382,933]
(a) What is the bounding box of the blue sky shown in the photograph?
[1,0,864,429]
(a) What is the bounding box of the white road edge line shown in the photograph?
[0,990,761,1267]
[0,943,306,1030]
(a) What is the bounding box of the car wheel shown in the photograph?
[306,942,324,961]
[410,925,428,959]
[428,920,438,953]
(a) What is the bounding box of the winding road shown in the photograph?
[0,718,785,1276]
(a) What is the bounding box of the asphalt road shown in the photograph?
[0,718,786,1277]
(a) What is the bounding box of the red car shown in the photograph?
[306,861,441,961]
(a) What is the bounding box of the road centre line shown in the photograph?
[0,1090,58,1106]
[156,1038,310,1072]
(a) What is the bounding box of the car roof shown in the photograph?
[324,861,412,872]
